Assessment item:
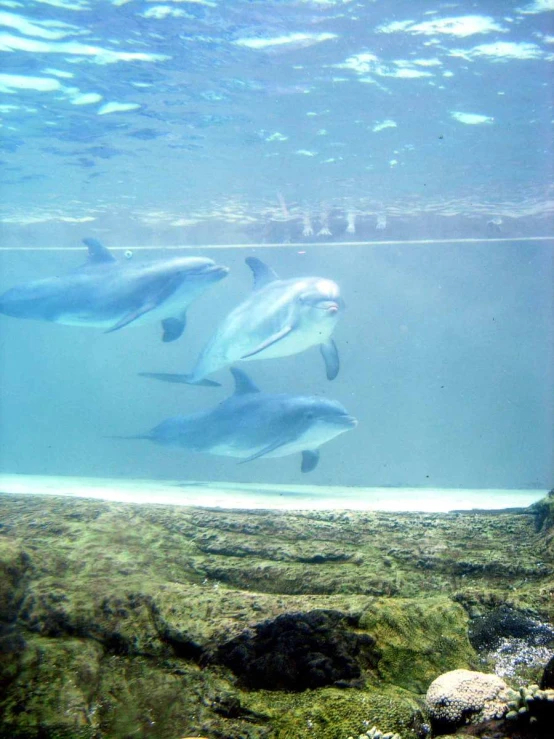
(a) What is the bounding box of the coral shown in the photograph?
[503,683,554,730]
[348,728,402,739]
[425,669,510,731]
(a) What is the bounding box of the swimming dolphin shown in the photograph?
[117,368,356,472]
[140,256,344,386]
[0,238,229,343]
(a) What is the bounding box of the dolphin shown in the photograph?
[0,238,229,344]
[117,368,357,473]
[140,256,344,387]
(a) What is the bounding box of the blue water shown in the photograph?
[0,0,553,241]
[1,240,552,490]
[0,1,553,495]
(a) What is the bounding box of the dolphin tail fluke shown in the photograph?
[320,338,339,380]
[138,371,221,387]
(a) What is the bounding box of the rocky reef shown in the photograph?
[0,490,553,739]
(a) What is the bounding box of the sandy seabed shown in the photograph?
[0,473,546,512]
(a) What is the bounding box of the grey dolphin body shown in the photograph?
[120,368,356,472]
[0,238,229,343]
[140,257,343,385]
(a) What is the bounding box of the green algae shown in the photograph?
[0,491,552,738]
[243,685,424,739]
[0,636,103,738]
[359,597,475,693]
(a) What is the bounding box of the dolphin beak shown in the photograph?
[314,300,342,314]
[197,264,229,280]
[330,413,357,428]
[213,265,230,279]
[327,297,345,313]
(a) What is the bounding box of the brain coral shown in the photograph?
[425,668,510,730]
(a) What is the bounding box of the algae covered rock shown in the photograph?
[425,669,510,732]
[541,654,554,689]
[1,491,553,738]
[0,539,30,621]
[468,605,554,683]
[359,597,475,693]
[1,633,269,739]
[0,635,104,739]
[216,609,377,690]
[243,685,425,739]
[469,606,554,653]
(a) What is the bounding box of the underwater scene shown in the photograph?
[0,1,554,738]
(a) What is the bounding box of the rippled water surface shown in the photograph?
[1,0,553,242]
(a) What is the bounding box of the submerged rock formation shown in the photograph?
[216,609,376,691]
[0,490,552,738]
[541,654,554,689]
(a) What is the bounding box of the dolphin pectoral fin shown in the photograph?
[105,302,159,333]
[162,315,186,343]
[240,325,294,359]
[239,437,292,464]
[301,449,320,473]
[320,338,339,380]
[82,238,117,264]
[138,372,221,387]
[245,257,279,290]
[106,275,184,333]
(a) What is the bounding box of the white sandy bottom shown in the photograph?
[0,474,547,512]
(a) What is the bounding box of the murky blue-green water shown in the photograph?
[1,9,554,739]
[0,1,553,508]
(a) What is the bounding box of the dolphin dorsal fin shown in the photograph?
[82,238,116,264]
[245,257,279,290]
[230,367,260,395]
